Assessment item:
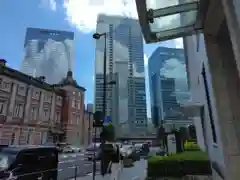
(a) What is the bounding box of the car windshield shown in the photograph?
[0,153,15,169]
[135,144,142,148]
[122,145,132,151]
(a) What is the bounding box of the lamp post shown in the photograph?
[93,32,107,180]
[93,32,107,121]
[93,32,117,179]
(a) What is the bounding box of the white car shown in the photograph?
[62,146,74,153]
[120,145,135,157]
[71,146,83,153]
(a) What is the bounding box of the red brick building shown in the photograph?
[0,59,86,146]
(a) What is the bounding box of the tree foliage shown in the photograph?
[102,123,115,141]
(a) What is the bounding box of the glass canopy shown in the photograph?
[135,0,206,43]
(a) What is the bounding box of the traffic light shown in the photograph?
[93,111,104,127]
[93,119,104,127]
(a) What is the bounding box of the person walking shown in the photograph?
[110,144,122,180]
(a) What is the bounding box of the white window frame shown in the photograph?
[43,109,49,118]
[1,81,11,91]
[0,101,6,115]
[32,90,39,100]
[57,96,62,105]
[71,113,76,124]
[41,131,47,144]
[30,107,38,120]
[17,86,25,96]
[76,115,80,124]
[13,103,23,117]
[55,111,61,122]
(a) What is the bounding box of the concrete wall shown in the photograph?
[184,34,225,171]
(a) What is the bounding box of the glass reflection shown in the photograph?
[148,46,190,127]
[146,0,198,10]
[150,10,197,32]
[94,15,147,136]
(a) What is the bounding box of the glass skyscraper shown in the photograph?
[148,46,190,127]
[21,28,74,84]
[94,14,147,136]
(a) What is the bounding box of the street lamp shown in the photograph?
[93,32,117,179]
[93,32,107,180]
[93,32,107,122]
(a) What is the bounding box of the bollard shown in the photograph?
[74,165,77,180]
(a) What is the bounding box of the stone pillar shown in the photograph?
[37,91,44,121]
[24,86,32,122]
[193,116,206,151]
[204,21,240,180]
[15,127,21,145]
[0,125,2,144]
[221,0,240,77]
[50,93,56,122]
[7,83,17,119]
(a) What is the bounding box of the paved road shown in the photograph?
[71,159,147,180]
[58,153,100,180]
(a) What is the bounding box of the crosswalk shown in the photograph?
[70,160,147,180]
[59,153,85,159]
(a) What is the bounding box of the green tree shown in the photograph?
[102,122,115,142]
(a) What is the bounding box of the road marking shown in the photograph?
[86,172,100,176]
[60,153,85,158]
[60,155,68,158]
[59,159,75,164]
[132,176,140,180]
[83,163,91,166]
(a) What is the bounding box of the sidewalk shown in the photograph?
[71,159,147,180]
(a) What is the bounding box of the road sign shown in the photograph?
[104,116,112,125]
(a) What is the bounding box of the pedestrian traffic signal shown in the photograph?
[93,111,104,127]
[93,119,104,127]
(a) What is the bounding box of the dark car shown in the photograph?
[0,145,58,180]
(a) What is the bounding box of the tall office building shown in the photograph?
[21,28,74,84]
[94,14,147,136]
[148,47,190,127]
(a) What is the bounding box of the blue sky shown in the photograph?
[0,0,183,117]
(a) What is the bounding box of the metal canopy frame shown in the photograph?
[135,0,210,43]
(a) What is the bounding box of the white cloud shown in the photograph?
[40,0,57,11]
[144,54,148,66]
[62,0,184,50]
[174,38,183,49]
[63,0,138,33]
[160,58,187,79]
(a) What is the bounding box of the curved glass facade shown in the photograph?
[95,15,147,136]
[148,46,190,126]
[21,27,74,84]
